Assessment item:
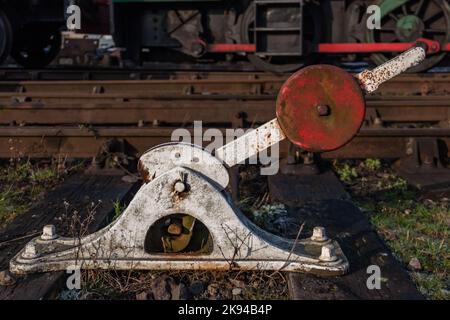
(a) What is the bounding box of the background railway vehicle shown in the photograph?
[111,0,450,72]
[0,0,450,71]
[0,0,109,68]
[0,0,67,68]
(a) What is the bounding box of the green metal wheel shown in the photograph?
[366,0,450,72]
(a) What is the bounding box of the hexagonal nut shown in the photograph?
[22,242,39,259]
[174,181,186,193]
[319,244,338,262]
[41,224,58,240]
[311,226,328,242]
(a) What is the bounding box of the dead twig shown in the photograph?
[277,222,305,272]
[0,231,41,247]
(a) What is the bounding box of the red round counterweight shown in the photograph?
[276,65,366,152]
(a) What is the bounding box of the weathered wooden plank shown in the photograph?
[268,170,423,299]
[0,172,139,299]
[268,170,349,205]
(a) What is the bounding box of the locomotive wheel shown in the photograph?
[0,9,13,65]
[240,3,321,73]
[11,28,61,68]
[366,0,450,72]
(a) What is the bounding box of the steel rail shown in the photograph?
[1,126,449,159]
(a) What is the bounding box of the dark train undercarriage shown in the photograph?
[0,0,450,72]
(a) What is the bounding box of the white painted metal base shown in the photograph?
[10,144,348,275]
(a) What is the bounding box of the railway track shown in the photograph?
[1,72,450,160]
[2,127,450,160]
[0,69,441,301]
[0,71,450,94]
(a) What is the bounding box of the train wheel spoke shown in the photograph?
[414,0,426,16]
[402,5,409,16]
[389,13,399,22]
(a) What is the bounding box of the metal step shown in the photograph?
[253,0,303,55]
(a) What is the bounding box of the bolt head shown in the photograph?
[191,43,205,56]
[23,243,39,259]
[423,155,434,165]
[319,244,338,262]
[174,181,186,193]
[41,224,58,240]
[317,105,331,116]
[374,117,383,126]
[311,226,328,242]
[304,153,314,165]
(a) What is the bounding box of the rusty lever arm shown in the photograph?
[356,46,426,93]
[215,46,427,167]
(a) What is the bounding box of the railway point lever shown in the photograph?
[9,46,426,275]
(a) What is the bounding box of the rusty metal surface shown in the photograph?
[276,65,366,152]
[1,72,450,98]
[0,77,283,97]
[393,137,450,190]
[215,118,286,167]
[2,126,450,159]
[0,67,449,159]
[0,96,449,125]
[357,47,427,93]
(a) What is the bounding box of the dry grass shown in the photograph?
[0,157,82,228]
[58,269,290,300]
